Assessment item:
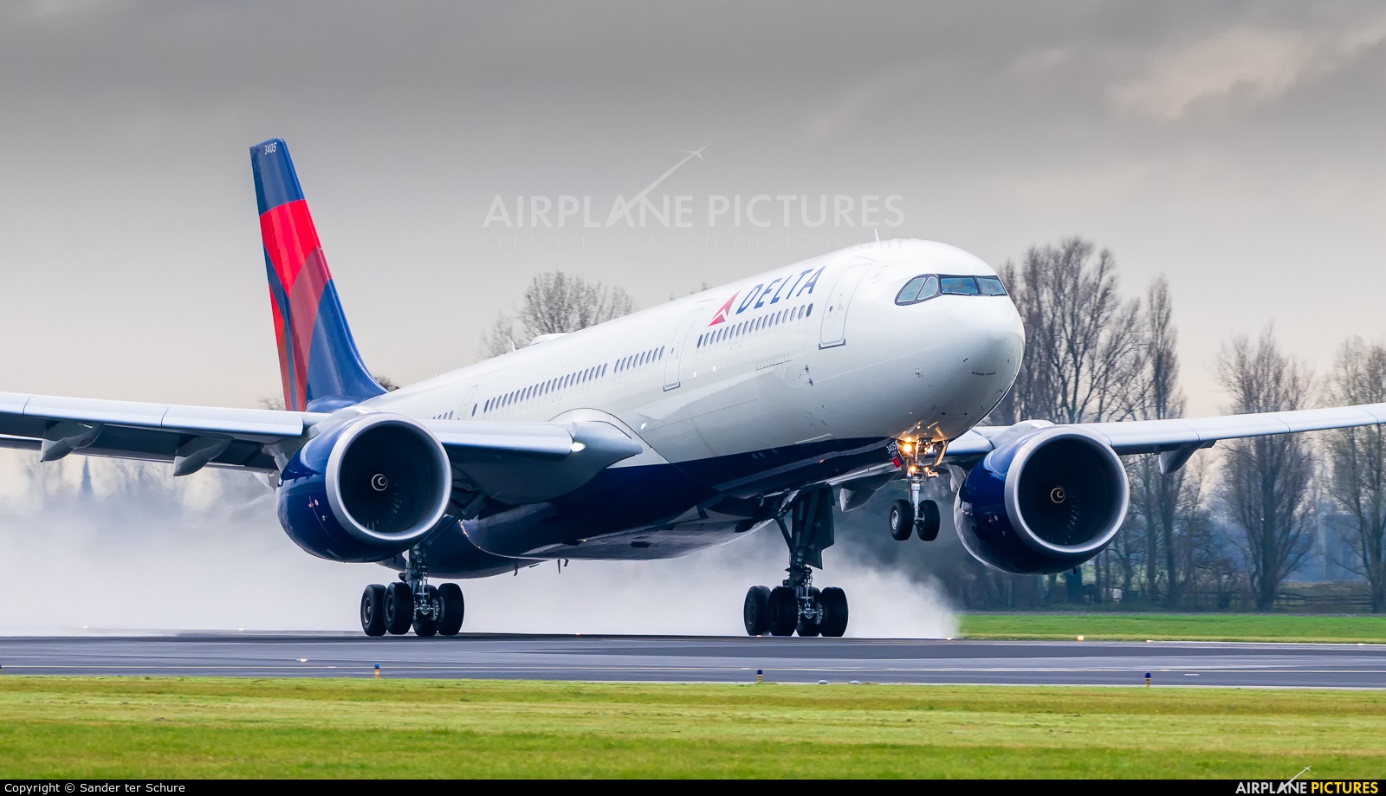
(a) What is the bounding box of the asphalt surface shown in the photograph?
[2,634,1384,688]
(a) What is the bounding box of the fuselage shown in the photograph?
[365,239,1025,575]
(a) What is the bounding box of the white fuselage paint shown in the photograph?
[365,239,1025,563]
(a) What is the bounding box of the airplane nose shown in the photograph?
[969,297,1026,384]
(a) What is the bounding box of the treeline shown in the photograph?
[848,237,1386,614]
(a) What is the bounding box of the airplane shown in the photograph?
[3,138,1384,638]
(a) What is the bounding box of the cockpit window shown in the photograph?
[897,274,1003,304]
[940,276,979,295]
[916,276,939,301]
[896,276,928,303]
[977,276,1007,295]
[894,275,939,305]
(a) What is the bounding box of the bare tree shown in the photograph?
[482,272,635,357]
[1124,277,1208,606]
[1323,337,1386,612]
[1217,327,1315,611]
[993,237,1146,602]
[995,237,1145,425]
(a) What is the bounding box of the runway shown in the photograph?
[3,634,1385,688]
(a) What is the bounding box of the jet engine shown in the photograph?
[954,426,1127,574]
[276,413,453,562]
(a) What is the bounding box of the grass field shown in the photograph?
[959,613,1386,643]
[1,677,1383,778]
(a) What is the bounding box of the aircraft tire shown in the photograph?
[743,585,771,636]
[413,585,439,637]
[768,586,798,637]
[889,499,915,541]
[360,584,387,637]
[437,583,465,636]
[916,500,941,542]
[384,581,414,636]
[819,587,848,638]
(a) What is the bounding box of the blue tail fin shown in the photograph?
[250,138,385,412]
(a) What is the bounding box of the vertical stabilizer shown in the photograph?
[250,138,385,412]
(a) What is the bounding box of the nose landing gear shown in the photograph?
[743,486,849,638]
[359,546,465,637]
[890,438,947,542]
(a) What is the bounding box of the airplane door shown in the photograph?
[663,304,707,390]
[460,384,479,418]
[818,263,869,348]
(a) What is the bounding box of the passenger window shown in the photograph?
[940,276,979,295]
[977,276,1007,295]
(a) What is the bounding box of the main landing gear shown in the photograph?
[743,486,849,638]
[888,438,947,542]
[360,546,465,637]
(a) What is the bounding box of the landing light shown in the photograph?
[900,442,914,454]
[570,441,586,453]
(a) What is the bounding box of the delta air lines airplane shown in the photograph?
[3,139,1383,637]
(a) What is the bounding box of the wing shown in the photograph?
[422,417,644,505]
[0,391,323,473]
[0,391,643,504]
[948,402,1386,473]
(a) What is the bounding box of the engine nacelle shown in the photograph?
[954,426,1128,575]
[276,413,453,563]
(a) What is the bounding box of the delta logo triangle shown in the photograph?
[708,292,738,326]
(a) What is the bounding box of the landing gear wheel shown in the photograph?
[889,499,915,541]
[360,584,387,637]
[916,499,941,542]
[743,585,771,636]
[819,587,849,637]
[413,585,439,637]
[768,586,798,637]
[437,583,465,636]
[797,587,823,637]
[384,581,414,636]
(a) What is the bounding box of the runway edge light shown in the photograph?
[1145,672,1152,687]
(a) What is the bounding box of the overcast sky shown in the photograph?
[1,0,1383,418]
